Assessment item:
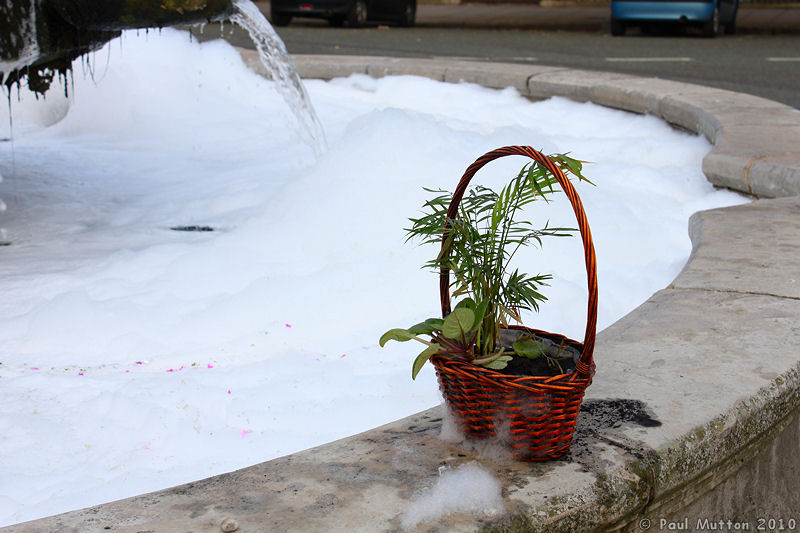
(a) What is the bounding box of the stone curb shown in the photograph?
[5,55,800,532]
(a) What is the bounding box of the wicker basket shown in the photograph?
[429,146,598,461]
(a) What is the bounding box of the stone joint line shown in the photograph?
[744,151,800,196]
[668,285,800,302]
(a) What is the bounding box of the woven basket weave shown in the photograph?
[430,145,598,461]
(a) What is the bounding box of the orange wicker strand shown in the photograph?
[431,146,598,461]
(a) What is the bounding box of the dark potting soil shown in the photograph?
[497,328,580,378]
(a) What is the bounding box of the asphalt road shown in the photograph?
[198,3,800,110]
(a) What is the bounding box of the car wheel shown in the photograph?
[348,0,367,27]
[398,0,416,27]
[270,6,292,26]
[611,17,626,36]
[329,15,345,26]
[702,4,720,37]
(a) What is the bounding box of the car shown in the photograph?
[610,0,738,37]
[269,0,416,27]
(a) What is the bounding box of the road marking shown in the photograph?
[605,57,694,62]
[766,57,800,62]
[433,56,537,62]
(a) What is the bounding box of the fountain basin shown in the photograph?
[3,54,796,532]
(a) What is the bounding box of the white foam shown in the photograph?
[401,462,504,529]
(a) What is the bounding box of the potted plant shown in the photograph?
[380,145,598,461]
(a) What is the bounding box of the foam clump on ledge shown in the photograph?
[401,461,504,530]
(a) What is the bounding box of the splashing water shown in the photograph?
[230,0,327,156]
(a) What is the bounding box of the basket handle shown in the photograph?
[438,146,598,376]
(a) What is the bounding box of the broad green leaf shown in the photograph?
[408,318,444,336]
[513,339,547,359]
[379,328,416,347]
[442,308,475,339]
[454,298,476,311]
[483,355,512,370]
[412,343,441,380]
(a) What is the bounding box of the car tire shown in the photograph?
[611,18,626,36]
[347,0,367,27]
[398,0,416,27]
[702,4,720,37]
[270,6,292,26]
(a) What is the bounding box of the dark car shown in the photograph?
[269,0,416,27]
[611,0,738,37]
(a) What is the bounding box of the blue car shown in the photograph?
[611,0,738,37]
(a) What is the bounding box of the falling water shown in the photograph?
[229,0,327,157]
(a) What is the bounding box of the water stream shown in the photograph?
[229,0,328,157]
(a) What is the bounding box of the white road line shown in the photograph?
[766,57,800,62]
[433,56,538,62]
[605,57,694,62]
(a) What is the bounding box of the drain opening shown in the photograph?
[170,225,214,232]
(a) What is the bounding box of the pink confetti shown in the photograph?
[240,429,252,438]
[30,367,39,371]
[135,361,144,365]
[339,354,347,359]
[166,368,174,373]
[207,364,214,369]
[125,370,130,373]
[78,372,84,376]
[227,389,231,395]
[285,323,292,328]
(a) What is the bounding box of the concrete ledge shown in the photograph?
[5,56,800,532]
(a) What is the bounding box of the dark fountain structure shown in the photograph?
[1,0,233,94]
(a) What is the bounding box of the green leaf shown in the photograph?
[552,153,595,185]
[441,308,475,339]
[379,328,416,347]
[472,298,490,330]
[483,355,512,370]
[454,298,476,311]
[412,343,441,380]
[408,318,444,336]
[513,339,547,359]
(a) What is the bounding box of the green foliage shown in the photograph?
[483,355,513,370]
[412,343,441,380]
[512,338,548,359]
[380,153,591,378]
[441,308,475,340]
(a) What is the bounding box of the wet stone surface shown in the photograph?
[579,399,662,430]
[551,398,665,478]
